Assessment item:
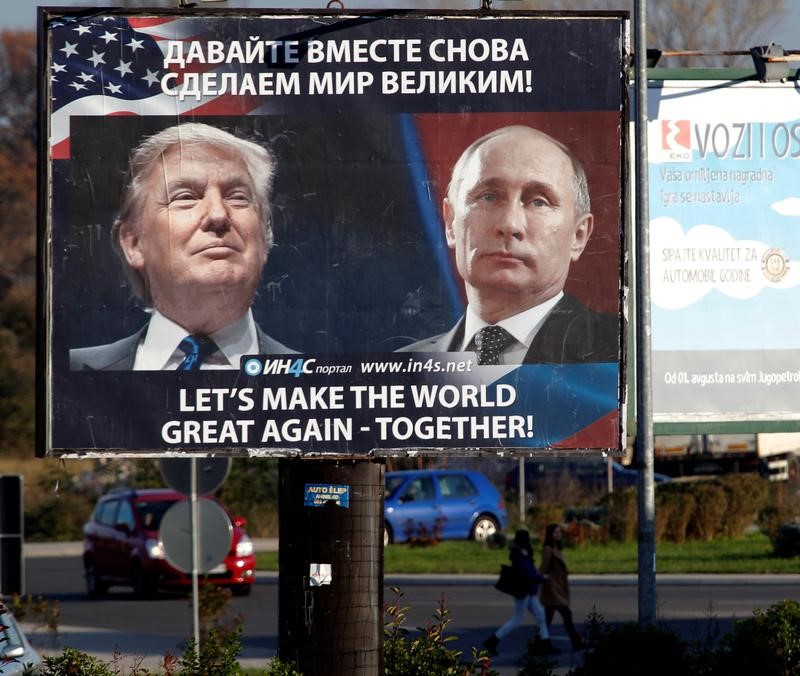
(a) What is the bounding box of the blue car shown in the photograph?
[384,469,508,545]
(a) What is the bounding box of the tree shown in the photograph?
[0,31,36,279]
[0,30,36,147]
[522,0,786,66]
[0,31,36,457]
[647,0,785,67]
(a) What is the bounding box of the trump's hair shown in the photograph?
[111,122,275,304]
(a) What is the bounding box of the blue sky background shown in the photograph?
[3,1,800,49]
[4,1,509,29]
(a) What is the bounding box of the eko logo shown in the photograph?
[242,357,317,377]
[661,120,692,162]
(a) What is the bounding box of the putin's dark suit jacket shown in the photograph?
[70,324,295,370]
[397,294,619,364]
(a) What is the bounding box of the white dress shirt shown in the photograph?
[133,309,260,370]
[458,292,563,365]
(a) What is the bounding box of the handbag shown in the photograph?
[494,564,527,599]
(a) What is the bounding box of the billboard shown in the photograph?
[39,9,627,456]
[649,79,800,424]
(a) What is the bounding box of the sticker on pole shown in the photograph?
[304,484,350,508]
[309,563,333,586]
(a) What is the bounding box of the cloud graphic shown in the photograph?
[650,217,800,310]
[772,198,800,216]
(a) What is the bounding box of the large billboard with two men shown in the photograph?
[39,9,627,456]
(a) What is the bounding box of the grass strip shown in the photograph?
[255,532,800,575]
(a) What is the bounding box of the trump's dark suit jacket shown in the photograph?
[70,324,295,370]
[397,294,619,364]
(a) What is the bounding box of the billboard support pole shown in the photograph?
[633,0,657,624]
[518,457,526,526]
[190,457,200,657]
[278,458,384,675]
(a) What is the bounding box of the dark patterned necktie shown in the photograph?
[177,335,218,371]
[474,325,514,365]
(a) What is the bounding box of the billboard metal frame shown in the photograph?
[37,7,629,457]
[643,68,800,436]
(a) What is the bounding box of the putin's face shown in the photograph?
[445,127,592,319]
[118,143,267,315]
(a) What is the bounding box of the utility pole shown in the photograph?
[633,0,658,624]
[278,458,384,675]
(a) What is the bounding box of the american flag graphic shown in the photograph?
[48,14,260,159]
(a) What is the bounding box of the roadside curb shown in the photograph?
[28,544,800,586]
[253,572,800,586]
[381,573,800,586]
[23,623,272,670]
[25,538,280,558]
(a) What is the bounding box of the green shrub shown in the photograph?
[233,503,279,539]
[484,532,508,550]
[759,504,783,547]
[570,619,693,676]
[568,600,800,676]
[260,658,303,676]
[22,463,97,542]
[178,627,244,676]
[759,483,800,550]
[666,489,696,544]
[561,519,606,547]
[598,489,637,542]
[40,647,116,676]
[24,491,93,542]
[654,490,674,543]
[515,639,559,676]
[217,459,280,538]
[772,522,800,558]
[403,517,445,546]
[716,475,770,538]
[714,599,800,676]
[688,482,728,542]
[592,474,774,545]
[527,503,565,540]
[8,594,60,635]
[384,587,497,676]
[653,475,771,545]
[122,458,165,487]
[655,486,696,544]
[27,596,800,676]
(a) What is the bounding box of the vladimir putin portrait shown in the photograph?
[399,124,618,366]
[70,122,295,370]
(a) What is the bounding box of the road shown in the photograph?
[22,554,800,675]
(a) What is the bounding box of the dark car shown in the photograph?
[505,457,670,494]
[83,487,255,597]
[384,469,508,545]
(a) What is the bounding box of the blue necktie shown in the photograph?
[177,335,218,371]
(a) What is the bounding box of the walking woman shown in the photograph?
[540,523,584,650]
[483,530,559,657]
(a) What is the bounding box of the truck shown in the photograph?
[653,433,800,483]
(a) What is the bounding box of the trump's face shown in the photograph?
[118,143,267,313]
[445,127,592,319]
